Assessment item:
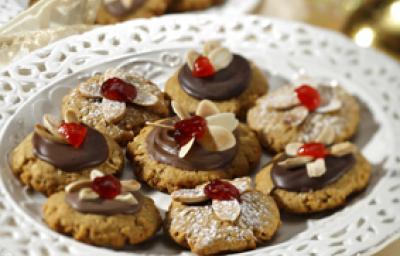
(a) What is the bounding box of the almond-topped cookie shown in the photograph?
[255,142,371,214]
[127,100,261,193]
[43,170,162,248]
[165,177,280,255]
[165,41,268,119]
[61,69,169,145]
[10,111,124,196]
[247,83,360,152]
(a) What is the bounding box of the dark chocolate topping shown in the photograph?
[146,119,238,170]
[103,0,145,17]
[32,127,109,172]
[178,54,251,100]
[271,154,356,192]
[65,191,143,215]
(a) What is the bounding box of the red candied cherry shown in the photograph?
[58,123,87,148]
[101,77,137,102]
[91,175,121,199]
[295,84,321,111]
[297,142,329,158]
[173,115,207,146]
[204,180,240,201]
[192,56,215,78]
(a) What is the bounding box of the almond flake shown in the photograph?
[132,88,158,106]
[78,82,101,98]
[121,0,133,8]
[196,100,220,117]
[146,121,174,130]
[208,47,233,71]
[121,180,141,192]
[78,188,99,200]
[186,50,200,71]
[65,179,91,193]
[212,199,241,222]
[34,124,67,144]
[283,106,309,127]
[228,177,252,193]
[90,169,104,180]
[278,156,314,169]
[315,126,335,145]
[206,113,238,132]
[330,142,356,157]
[172,101,190,120]
[42,114,62,136]
[203,40,221,55]
[285,142,303,156]
[208,125,236,151]
[316,98,342,113]
[268,86,300,110]
[101,98,126,123]
[115,193,138,205]
[171,188,208,203]
[64,109,79,123]
[306,158,326,178]
[179,137,195,158]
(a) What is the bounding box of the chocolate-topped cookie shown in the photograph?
[165,41,268,119]
[61,69,169,145]
[127,100,261,193]
[10,112,124,196]
[43,170,162,248]
[255,142,371,214]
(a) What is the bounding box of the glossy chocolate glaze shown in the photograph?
[32,127,109,172]
[66,191,143,215]
[271,154,356,192]
[146,119,239,170]
[178,54,251,100]
[103,0,145,17]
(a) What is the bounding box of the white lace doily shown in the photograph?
[0,14,399,256]
[0,0,28,26]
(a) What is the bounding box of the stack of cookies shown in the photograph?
[9,41,371,255]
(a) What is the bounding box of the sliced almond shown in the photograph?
[42,114,62,136]
[203,40,222,56]
[64,109,79,123]
[34,124,67,144]
[316,98,342,113]
[283,106,309,127]
[77,82,101,98]
[121,0,133,8]
[186,50,200,71]
[178,137,195,158]
[315,126,335,145]
[78,188,99,200]
[228,177,252,193]
[306,158,326,178]
[90,169,104,180]
[115,193,138,205]
[208,125,236,151]
[197,128,217,151]
[208,47,233,71]
[172,101,190,120]
[196,100,220,117]
[278,156,314,169]
[171,188,208,203]
[121,180,141,192]
[268,86,300,110]
[206,113,239,132]
[212,199,241,222]
[146,122,174,130]
[132,87,158,106]
[285,142,303,156]
[330,142,356,157]
[101,98,126,123]
[65,179,91,193]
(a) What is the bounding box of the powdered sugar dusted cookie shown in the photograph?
[247,83,360,152]
[165,177,280,255]
[62,69,169,145]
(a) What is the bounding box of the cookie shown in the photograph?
[168,0,224,12]
[165,41,268,119]
[10,113,124,196]
[96,0,170,24]
[247,83,360,153]
[43,170,162,248]
[61,69,169,145]
[165,177,280,255]
[255,142,371,214]
[127,100,261,193]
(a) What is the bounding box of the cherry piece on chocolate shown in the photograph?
[173,115,207,146]
[58,123,87,148]
[295,84,321,111]
[192,56,215,78]
[297,142,329,158]
[100,77,137,102]
[204,179,240,201]
[91,175,121,199]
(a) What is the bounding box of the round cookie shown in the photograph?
[165,42,268,119]
[168,0,224,12]
[255,142,371,214]
[96,0,171,24]
[165,178,280,255]
[43,171,162,248]
[62,69,169,145]
[10,117,124,196]
[127,100,262,193]
[247,84,360,153]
